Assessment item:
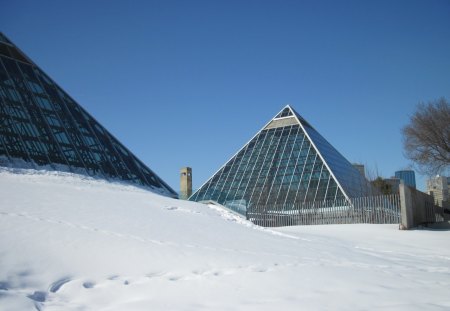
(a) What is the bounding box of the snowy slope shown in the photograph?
[0,168,449,310]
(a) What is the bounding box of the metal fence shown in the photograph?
[247,194,401,227]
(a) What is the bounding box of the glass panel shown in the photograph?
[293,107,374,198]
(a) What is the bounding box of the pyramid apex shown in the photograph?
[274,105,295,119]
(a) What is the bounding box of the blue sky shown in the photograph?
[1,0,449,192]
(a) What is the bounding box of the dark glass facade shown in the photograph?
[395,170,416,189]
[0,33,177,197]
[190,106,373,215]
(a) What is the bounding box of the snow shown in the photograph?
[1,167,450,310]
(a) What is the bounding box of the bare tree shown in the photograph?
[402,98,450,175]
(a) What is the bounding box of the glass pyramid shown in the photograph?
[190,105,373,216]
[0,33,177,197]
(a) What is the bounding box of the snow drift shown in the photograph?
[0,168,449,310]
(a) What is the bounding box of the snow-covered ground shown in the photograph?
[1,168,449,310]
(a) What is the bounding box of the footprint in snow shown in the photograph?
[0,281,9,290]
[146,272,166,278]
[167,275,183,281]
[27,291,46,302]
[165,206,178,211]
[83,281,95,289]
[49,277,71,293]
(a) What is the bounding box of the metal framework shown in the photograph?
[0,33,177,197]
[190,106,375,222]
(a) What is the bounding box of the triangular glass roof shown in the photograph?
[190,105,372,215]
[0,33,177,197]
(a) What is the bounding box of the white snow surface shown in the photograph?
[1,168,449,310]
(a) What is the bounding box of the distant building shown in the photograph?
[353,163,365,178]
[395,170,416,189]
[426,176,449,207]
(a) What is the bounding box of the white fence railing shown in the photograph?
[247,194,401,227]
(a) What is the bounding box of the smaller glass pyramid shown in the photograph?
[190,105,373,220]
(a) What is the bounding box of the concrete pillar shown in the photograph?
[180,167,192,200]
[399,183,414,230]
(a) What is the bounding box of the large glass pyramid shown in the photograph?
[190,105,373,219]
[0,33,177,197]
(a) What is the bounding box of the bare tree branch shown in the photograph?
[402,98,450,175]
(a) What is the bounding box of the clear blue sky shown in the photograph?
[1,0,449,192]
